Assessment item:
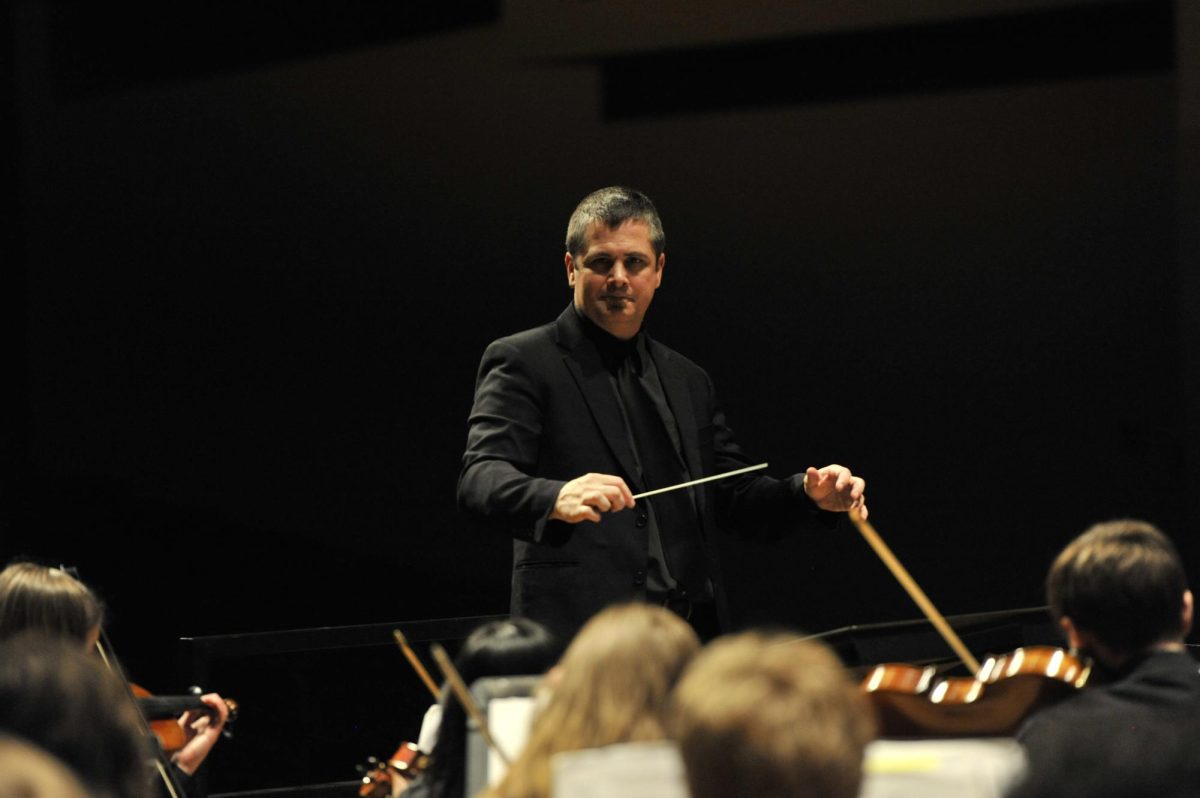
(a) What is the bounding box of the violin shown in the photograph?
[130,683,239,754]
[357,742,430,798]
[844,511,1092,737]
[862,645,1091,737]
[351,630,443,797]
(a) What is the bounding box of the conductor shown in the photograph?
[457,186,866,641]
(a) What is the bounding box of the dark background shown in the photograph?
[4,0,1199,792]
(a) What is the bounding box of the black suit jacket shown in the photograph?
[1010,650,1200,798]
[457,305,827,640]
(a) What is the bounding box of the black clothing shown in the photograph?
[457,305,834,642]
[1010,649,1200,798]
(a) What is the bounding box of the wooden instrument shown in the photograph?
[357,742,430,798]
[130,683,239,754]
[848,508,1090,736]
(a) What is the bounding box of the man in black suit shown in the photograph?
[457,186,866,641]
[1010,519,1200,798]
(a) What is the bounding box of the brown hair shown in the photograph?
[0,563,104,644]
[1047,519,1189,655]
[669,632,875,798]
[565,187,666,257]
[482,603,700,798]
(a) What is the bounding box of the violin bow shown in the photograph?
[430,643,512,767]
[392,630,442,702]
[848,508,983,676]
[61,564,190,798]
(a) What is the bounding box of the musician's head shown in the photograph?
[0,562,104,651]
[669,632,875,798]
[0,632,151,798]
[565,187,666,340]
[421,618,560,798]
[1048,519,1192,667]
[452,617,561,689]
[483,603,699,798]
[0,733,92,798]
[544,602,699,741]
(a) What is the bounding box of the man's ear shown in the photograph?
[654,252,665,287]
[1182,589,1194,638]
[565,252,576,287]
[1060,616,1085,652]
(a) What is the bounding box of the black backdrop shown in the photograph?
[3,0,1196,792]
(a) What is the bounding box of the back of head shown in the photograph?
[0,734,92,798]
[547,603,700,745]
[0,632,150,798]
[421,618,560,797]
[0,563,103,644]
[1047,519,1189,655]
[669,632,875,798]
[454,618,561,688]
[484,603,700,798]
[565,187,665,257]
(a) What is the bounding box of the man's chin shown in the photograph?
[592,309,640,338]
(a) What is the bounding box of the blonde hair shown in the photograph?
[669,632,875,798]
[0,734,91,798]
[483,603,700,798]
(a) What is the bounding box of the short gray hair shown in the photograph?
[565,186,665,257]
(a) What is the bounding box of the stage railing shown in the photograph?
[176,614,507,798]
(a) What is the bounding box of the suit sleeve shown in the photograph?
[456,339,565,542]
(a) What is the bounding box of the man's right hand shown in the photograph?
[549,473,635,523]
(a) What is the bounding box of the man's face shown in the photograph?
[565,219,664,340]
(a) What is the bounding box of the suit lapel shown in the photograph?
[556,308,645,490]
[651,344,703,477]
[646,337,708,519]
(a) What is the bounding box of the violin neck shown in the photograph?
[136,695,206,720]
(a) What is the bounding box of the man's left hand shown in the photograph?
[803,464,867,518]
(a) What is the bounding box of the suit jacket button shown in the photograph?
[635,513,649,528]
[633,570,645,586]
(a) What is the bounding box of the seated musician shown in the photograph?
[668,631,875,798]
[0,632,153,798]
[1008,519,1200,798]
[479,603,700,798]
[400,618,560,798]
[0,562,229,783]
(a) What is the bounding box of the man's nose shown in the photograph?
[607,261,629,284]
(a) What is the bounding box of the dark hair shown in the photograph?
[564,186,665,257]
[0,632,151,798]
[418,618,560,798]
[1047,519,1189,655]
[0,562,104,644]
